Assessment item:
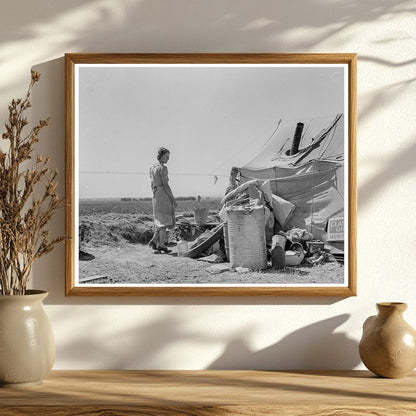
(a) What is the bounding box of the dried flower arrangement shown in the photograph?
[0,71,65,295]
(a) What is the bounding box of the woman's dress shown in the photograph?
[149,163,175,228]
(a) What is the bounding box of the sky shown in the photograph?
[77,64,345,199]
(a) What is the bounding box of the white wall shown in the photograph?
[1,0,415,370]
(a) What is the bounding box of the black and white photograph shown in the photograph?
[65,54,356,296]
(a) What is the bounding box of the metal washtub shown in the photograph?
[226,205,267,270]
[194,207,208,225]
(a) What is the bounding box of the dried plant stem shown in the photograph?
[0,71,65,295]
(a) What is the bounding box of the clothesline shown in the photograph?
[80,171,229,177]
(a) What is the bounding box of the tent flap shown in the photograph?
[239,114,345,241]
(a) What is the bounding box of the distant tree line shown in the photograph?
[176,196,197,201]
[122,197,198,202]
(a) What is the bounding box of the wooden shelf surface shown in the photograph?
[1,370,415,415]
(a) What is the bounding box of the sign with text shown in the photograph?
[327,216,344,242]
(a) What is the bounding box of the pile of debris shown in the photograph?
[178,178,336,272]
[280,228,333,267]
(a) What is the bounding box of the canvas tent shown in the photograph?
[238,113,345,244]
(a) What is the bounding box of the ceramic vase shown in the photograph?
[0,290,55,387]
[359,302,416,378]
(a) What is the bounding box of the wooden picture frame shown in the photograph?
[65,53,356,296]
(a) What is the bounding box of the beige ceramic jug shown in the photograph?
[359,302,416,378]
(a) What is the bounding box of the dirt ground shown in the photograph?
[78,212,345,285]
[79,241,344,285]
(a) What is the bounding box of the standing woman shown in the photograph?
[148,147,177,253]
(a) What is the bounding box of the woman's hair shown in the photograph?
[157,147,170,161]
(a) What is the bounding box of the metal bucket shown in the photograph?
[226,205,267,270]
[194,207,208,225]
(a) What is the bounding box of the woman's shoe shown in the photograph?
[157,246,172,254]
[148,241,157,250]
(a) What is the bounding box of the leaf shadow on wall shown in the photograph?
[0,0,414,96]
[53,309,221,369]
[53,308,359,370]
[207,314,360,370]
[358,138,416,210]
[356,55,416,210]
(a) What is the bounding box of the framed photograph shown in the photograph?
[65,53,356,296]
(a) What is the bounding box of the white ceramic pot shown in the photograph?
[0,290,55,387]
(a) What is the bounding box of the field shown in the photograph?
[79,197,222,216]
[78,198,344,285]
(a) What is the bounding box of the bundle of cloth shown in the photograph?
[220,179,296,245]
